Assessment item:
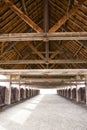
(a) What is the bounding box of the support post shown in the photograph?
[5,75,12,105]
[70,80,73,100]
[24,83,26,99]
[70,86,73,100]
[18,75,21,101]
[76,76,81,102]
[76,84,79,102]
[43,0,49,68]
[67,87,69,98]
[63,88,65,97]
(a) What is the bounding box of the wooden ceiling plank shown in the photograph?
[4,0,43,33]
[49,0,87,32]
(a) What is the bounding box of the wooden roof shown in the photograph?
[0,0,87,88]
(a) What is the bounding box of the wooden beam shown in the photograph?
[0,78,85,83]
[4,0,43,33]
[43,0,49,32]
[0,59,87,64]
[49,0,86,32]
[43,0,49,68]
[0,32,87,41]
[0,69,87,75]
[28,42,45,60]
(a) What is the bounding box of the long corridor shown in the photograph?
[0,94,87,130]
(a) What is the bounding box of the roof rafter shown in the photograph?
[49,48,63,59]
[4,0,43,33]
[27,42,45,60]
[49,0,87,32]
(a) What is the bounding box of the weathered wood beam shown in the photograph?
[43,0,49,33]
[0,78,85,83]
[0,69,87,75]
[49,0,86,32]
[0,32,87,41]
[0,77,85,83]
[4,0,43,33]
[0,59,87,64]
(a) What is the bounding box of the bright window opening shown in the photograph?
[40,89,57,94]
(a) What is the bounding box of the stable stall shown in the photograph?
[0,86,6,107]
[72,88,76,100]
[78,87,86,103]
[26,88,29,98]
[20,88,24,100]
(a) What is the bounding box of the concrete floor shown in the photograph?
[0,95,87,130]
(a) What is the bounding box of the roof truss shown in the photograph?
[49,0,87,32]
[4,0,43,33]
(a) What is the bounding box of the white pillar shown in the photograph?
[18,76,20,101]
[27,87,29,98]
[70,86,73,100]
[76,76,81,102]
[5,75,11,105]
[63,88,65,97]
[67,88,68,98]
[76,84,79,102]
[24,87,26,99]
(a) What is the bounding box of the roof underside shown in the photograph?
[0,0,87,88]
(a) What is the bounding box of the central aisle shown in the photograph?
[0,94,87,130]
